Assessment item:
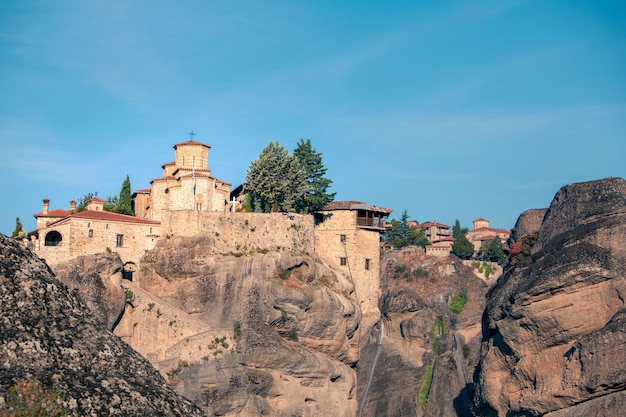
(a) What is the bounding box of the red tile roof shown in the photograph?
[33,209,70,218]
[173,140,211,149]
[421,221,451,229]
[470,227,510,234]
[322,201,392,214]
[88,197,105,203]
[474,217,488,222]
[46,210,160,227]
[134,188,151,193]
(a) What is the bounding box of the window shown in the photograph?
[340,234,346,243]
[88,229,93,238]
[116,234,124,247]
[340,257,347,266]
[365,259,371,270]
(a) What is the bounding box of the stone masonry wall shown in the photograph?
[162,211,315,255]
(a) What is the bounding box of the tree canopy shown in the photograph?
[114,175,134,215]
[452,234,474,259]
[244,141,308,213]
[480,238,507,265]
[451,219,474,259]
[293,139,335,213]
[11,217,24,238]
[385,210,430,248]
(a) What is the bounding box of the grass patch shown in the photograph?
[450,289,468,314]
[418,364,434,412]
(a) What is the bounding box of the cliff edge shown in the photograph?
[0,234,205,416]
[473,177,626,416]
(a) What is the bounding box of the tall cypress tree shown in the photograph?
[115,175,134,215]
[293,139,335,213]
[244,141,307,213]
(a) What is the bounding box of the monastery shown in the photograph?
[26,139,392,287]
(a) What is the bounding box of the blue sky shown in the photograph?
[1,0,624,235]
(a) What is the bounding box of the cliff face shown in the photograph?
[473,177,626,416]
[0,234,205,416]
[113,235,361,417]
[357,248,488,417]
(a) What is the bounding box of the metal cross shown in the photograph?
[189,130,196,140]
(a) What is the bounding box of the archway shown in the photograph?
[44,230,62,246]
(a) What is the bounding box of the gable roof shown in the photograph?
[45,210,160,228]
[322,201,392,214]
[33,209,70,218]
[421,221,451,229]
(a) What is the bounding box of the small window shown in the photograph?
[340,234,346,243]
[106,224,109,229]
[88,229,93,238]
[116,234,124,247]
[340,257,347,266]
[365,259,371,270]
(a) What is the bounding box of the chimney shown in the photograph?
[42,198,50,215]
[70,200,77,212]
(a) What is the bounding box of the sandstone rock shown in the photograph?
[0,234,205,416]
[358,249,487,417]
[473,177,626,416]
[508,208,546,243]
[115,235,359,416]
[53,253,126,329]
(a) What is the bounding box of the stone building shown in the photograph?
[420,221,454,256]
[30,197,160,267]
[465,218,510,252]
[29,139,233,267]
[133,139,232,222]
[314,201,392,339]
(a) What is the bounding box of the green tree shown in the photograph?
[481,238,507,265]
[385,210,429,248]
[452,234,475,259]
[293,139,335,213]
[244,141,307,212]
[11,217,24,238]
[114,175,134,215]
[76,193,94,212]
[452,219,469,239]
[104,195,119,211]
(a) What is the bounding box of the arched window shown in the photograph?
[88,229,93,238]
[44,231,63,247]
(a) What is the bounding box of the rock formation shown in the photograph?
[473,177,626,416]
[112,235,361,416]
[0,233,205,416]
[357,247,488,417]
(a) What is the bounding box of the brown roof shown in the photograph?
[322,201,392,214]
[474,217,488,222]
[88,197,105,203]
[470,227,510,235]
[46,210,160,227]
[134,188,151,193]
[421,221,451,229]
[173,140,211,149]
[33,209,70,218]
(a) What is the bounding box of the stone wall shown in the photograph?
[34,218,160,267]
[162,211,315,255]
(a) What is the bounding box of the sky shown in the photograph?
[1,0,625,235]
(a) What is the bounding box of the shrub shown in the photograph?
[418,365,434,412]
[462,344,470,359]
[233,320,242,337]
[279,269,291,280]
[450,289,468,314]
[287,329,298,341]
[412,268,429,278]
[0,378,69,417]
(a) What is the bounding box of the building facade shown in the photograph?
[465,218,511,252]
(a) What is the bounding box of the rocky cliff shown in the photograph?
[473,177,626,416]
[0,234,205,416]
[357,248,489,417]
[112,235,361,416]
